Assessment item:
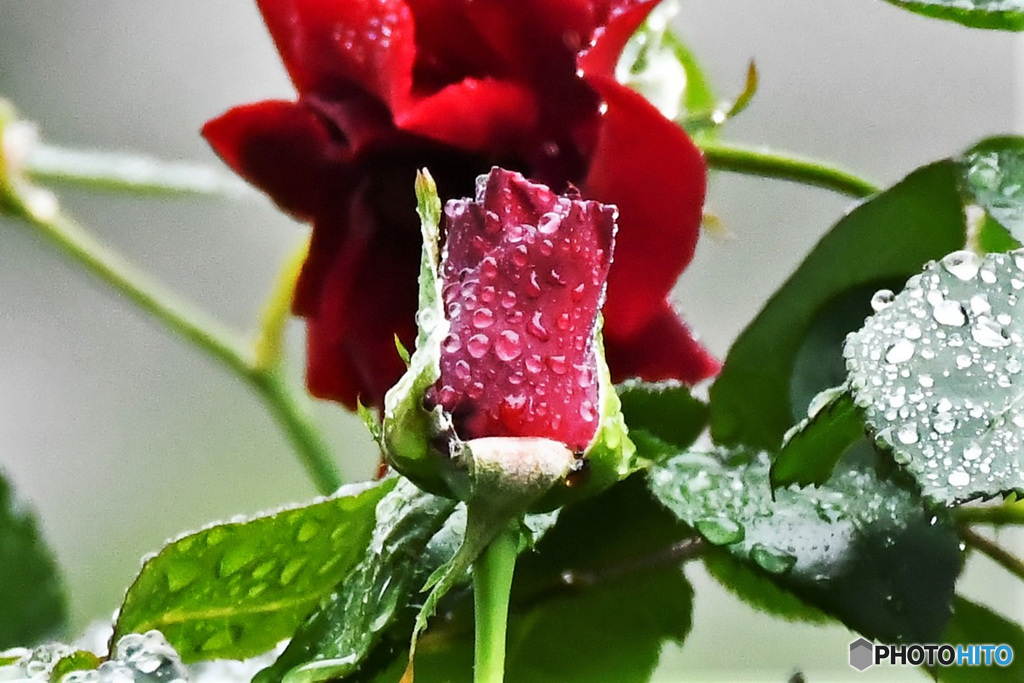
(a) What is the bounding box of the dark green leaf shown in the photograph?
[618,380,708,461]
[788,283,904,414]
[649,444,961,642]
[772,388,866,488]
[937,596,1024,682]
[115,479,395,663]
[881,0,1024,30]
[710,162,966,451]
[504,568,692,683]
[959,137,1024,244]
[257,479,457,683]
[0,468,66,648]
[702,548,831,624]
[845,248,1024,505]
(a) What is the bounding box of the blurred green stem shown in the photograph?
[959,525,1024,583]
[699,140,880,199]
[954,501,1024,527]
[25,145,253,198]
[6,201,341,495]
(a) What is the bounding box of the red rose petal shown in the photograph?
[577,0,659,78]
[202,100,342,218]
[434,168,615,450]
[395,79,539,155]
[582,74,706,338]
[257,0,416,111]
[604,304,720,384]
[303,181,419,408]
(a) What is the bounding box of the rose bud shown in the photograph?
[382,167,633,511]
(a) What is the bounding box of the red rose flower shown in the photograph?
[203,0,718,410]
[431,167,615,452]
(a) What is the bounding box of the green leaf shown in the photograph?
[510,476,695,681]
[702,548,831,624]
[505,568,692,682]
[845,248,1024,505]
[881,0,1024,30]
[0,468,67,648]
[649,444,961,642]
[976,212,1022,254]
[937,596,1024,682]
[52,650,102,680]
[959,137,1024,244]
[256,479,457,683]
[618,380,708,462]
[114,479,395,663]
[772,388,866,488]
[710,161,967,451]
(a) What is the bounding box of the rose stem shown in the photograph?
[5,199,342,495]
[698,140,880,199]
[473,523,519,683]
[958,525,1024,583]
[26,145,253,198]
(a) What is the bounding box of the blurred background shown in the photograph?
[0,1,1021,680]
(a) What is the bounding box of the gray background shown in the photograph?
[1,1,1021,679]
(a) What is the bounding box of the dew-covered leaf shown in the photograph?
[845,248,1024,505]
[880,0,1024,30]
[114,479,396,663]
[0,468,67,648]
[618,380,708,461]
[937,596,1024,682]
[255,479,457,683]
[648,444,961,642]
[959,137,1024,245]
[710,162,966,451]
[772,388,866,488]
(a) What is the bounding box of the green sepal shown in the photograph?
[382,170,457,497]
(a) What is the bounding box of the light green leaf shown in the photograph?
[710,162,967,451]
[881,0,1024,30]
[114,479,395,662]
[845,248,1024,505]
[772,388,866,488]
[0,468,67,648]
[649,445,961,642]
[937,596,1024,682]
[256,479,457,683]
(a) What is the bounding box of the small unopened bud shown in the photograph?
[0,99,58,221]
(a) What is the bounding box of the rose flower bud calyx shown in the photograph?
[382,168,634,510]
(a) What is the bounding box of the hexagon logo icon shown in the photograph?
[849,638,874,671]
